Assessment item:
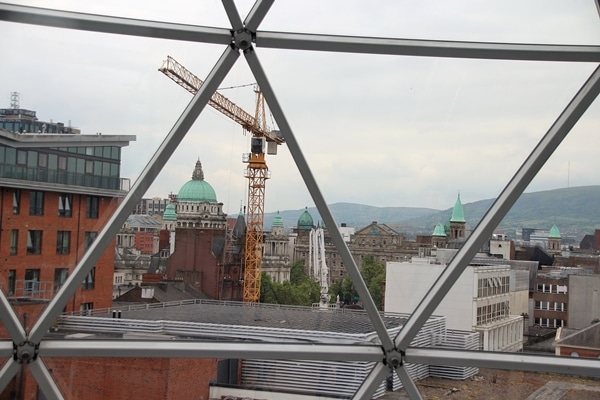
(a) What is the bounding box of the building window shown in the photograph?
[56,231,71,255]
[85,232,98,251]
[86,196,99,218]
[54,268,68,292]
[58,194,73,217]
[7,270,16,295]
[38,152,48,168]
[27,230,43,255]
[16,149,27,165]
[10,229,18,255]
[24,268,41,293]
[29,191,44,216]
[80,302,93,316]
[58,156,67,170]
[82,267,95,290]
[12,189,20,215]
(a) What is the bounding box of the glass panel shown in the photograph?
[58,156,67,170]
[67,157,77,172]
[16,149,26,165]
[76,158,85,174]
[38,152,48,168]
[27,151,37,168]
[48,153,58,170]
[4,147,15,164]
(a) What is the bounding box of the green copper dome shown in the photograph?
[297,207,314,230]
[272,211,284,228]
[177,160,217,203]
[432,223,446,237]
[549,224,561,239]
[163,204,177,221]
[450,193,466,223]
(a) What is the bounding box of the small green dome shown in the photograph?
[177,160,217,203]
[163,204,177,221]
[549,224,561,239]
[450,193,466,223]
[272,211,284,228]
[432,223,446,237]
[297,207,313,230]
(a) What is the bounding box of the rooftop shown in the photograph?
[57,300,441,344]
[555,322,600,350]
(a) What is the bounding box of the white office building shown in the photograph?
[385,250,523,352]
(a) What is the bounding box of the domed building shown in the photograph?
[297,207,314,231]
[432,223,447,248]
[548,223,562,255]
[173,159,226,229]
[165,160,243,301]
[162,203,177,231]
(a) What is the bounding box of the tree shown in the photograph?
[330,254,386,310]
[260,272,277,304]
[290,259,308,285]
[260,262,320,307]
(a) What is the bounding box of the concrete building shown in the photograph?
[131,196,169,216]
[262,211,292,283]
[292,210,419,282]
[117,214,162,255]
[533,268,570,328]
[566,274,600,329]
[385,250,523,352]
[0,125,134,315]
[0,97,80,134]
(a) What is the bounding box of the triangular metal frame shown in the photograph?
[0,1,599,399]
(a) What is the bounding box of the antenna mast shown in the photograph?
[10,92,19,109]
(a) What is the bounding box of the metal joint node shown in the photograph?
[232,28,253,51]
[385,349,404,369]
[14,341,39,364]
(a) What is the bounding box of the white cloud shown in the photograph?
[2,1,598,212]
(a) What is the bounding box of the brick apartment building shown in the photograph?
[533,269,569,328]
[0,121,134,398]
[0,125,134,315]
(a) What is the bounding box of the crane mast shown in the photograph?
[159,56,283,303]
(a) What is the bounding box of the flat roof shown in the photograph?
[57,301,447,344]
[0,128,135,148]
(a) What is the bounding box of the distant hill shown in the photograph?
[264,186,600,241]
[265,203,438,233]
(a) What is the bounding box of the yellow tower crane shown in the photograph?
[159,55,284,303]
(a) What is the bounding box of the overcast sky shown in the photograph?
[2,1,599,215]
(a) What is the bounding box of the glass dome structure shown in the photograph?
[0,2,598,399]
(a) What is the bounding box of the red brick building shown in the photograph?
[554,323,600,359]
[0,128,133,315]
[0,126,134,399]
